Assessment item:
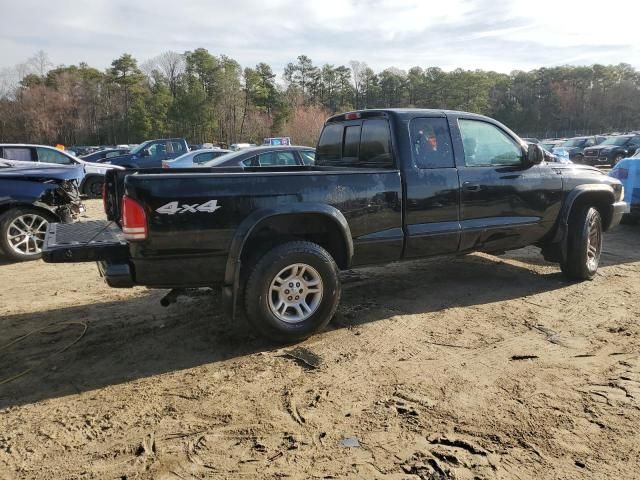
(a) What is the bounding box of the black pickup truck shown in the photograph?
[43,109,627,342]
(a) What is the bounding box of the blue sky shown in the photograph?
[0,0,638,74]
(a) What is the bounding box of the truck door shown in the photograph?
[403,116,461,258]
[451,115,562,252]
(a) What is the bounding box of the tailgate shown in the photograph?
[42,220,129,263]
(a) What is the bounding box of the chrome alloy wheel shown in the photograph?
[268,263,323,324]
[586,214,602,271]
[7,213,48,256]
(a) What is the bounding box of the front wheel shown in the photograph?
[0,208,54,261]
[244,241,341,343]
[560,206,603,280]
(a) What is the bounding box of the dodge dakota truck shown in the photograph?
[43,109,627,342]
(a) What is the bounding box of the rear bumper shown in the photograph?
[98,260,135,288]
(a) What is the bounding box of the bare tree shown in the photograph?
[157,51,185,96]
[28,50,53,77]
[350,60,369,109]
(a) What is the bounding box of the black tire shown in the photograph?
[560,206,603,280]
[83,176,104,198]
[244,241,341,343]
[0,207,55,262]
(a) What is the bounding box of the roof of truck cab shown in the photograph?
[327,108,496,122]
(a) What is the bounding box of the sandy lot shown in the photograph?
[1,200,639,479]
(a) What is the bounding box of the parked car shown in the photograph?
[522,137,541,144]
[105,138,189,169]
[541,139,566,151]
[0,159,84,261]
[609,150,640,223]
[43,109,625,343]
[583,134,640,166]
[80,148,130,163]
[162,149,232,169]
[560,136,607,163]
[199,146,316,168]
[0,144,123,198]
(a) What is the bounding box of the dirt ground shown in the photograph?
[1,200,639,480]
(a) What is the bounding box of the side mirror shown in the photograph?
[527,144,544,165]
[141,148,151,157]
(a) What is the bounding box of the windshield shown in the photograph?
[562,138,586,147]
[129,141,151,155]
[601,136,631,146]
[201,150,247,166]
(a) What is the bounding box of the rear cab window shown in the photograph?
[316,116,394,168]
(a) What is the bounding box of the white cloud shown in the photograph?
[0,0,637,75]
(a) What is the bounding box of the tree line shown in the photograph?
[0,50,639,147]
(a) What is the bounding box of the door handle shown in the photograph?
[463,182,481,192]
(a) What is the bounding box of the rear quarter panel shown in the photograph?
[124,169,403,285]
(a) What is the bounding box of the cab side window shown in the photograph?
[36,147,74,165]
[458,119,523,167]
[410,117,454,168]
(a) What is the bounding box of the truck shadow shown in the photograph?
[501,224,640,269]
[0,253,571,409]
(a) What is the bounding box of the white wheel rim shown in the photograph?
[7,214,48,256]
[268,263,323,324]
[586,214,601,271]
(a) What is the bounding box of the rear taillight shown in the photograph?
[121,195,147,240]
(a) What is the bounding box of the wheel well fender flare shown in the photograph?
[552,184,615,247]
[0,202,59,222]
[222,204,353,317]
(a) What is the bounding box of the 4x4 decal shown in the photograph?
[156,200,221,215]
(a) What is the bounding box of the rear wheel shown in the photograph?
[244,241,341,343]
[0,208,54,261]
[560,206,603,280]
